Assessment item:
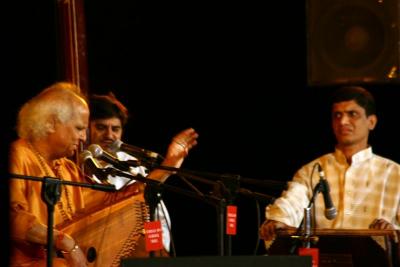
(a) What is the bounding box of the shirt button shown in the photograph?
[344,210,352,215]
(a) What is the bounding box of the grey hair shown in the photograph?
[17,82,87,140]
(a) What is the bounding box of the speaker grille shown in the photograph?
[307,0,400,85]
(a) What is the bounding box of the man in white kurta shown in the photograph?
[260,86,400,247]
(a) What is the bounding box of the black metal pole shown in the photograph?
[216,197,226,256]
[144,182,163,257]
[41,177,62,267]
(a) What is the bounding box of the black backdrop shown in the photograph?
[3,0,400,261]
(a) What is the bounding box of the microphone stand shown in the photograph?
[128,162,276,256]
[289,179,324,254]
[198,173,276,256]
[143,178,163,257]
[103,166,237,255]
[99,167,230,253]
[215,174,240,256]
[135,160,277,204]
[142,162,279,203]
[9,173,115,267]
[108,157,277,256]
[41,177,60,267]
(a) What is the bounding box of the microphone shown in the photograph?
[108,140,161,160]
[318,164,337,220]
[79,150,108,181]
[88,144,132,172]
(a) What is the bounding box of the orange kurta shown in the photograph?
[9,139,139,266]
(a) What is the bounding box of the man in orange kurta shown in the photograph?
[9,83,139,267]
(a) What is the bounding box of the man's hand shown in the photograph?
[369,218,395,230]
[259,220,292,241]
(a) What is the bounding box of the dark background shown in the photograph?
[3,0,400,261]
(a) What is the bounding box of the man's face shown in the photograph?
[50,104,89,159]
[90,117,123,152]
[331,100,376,148]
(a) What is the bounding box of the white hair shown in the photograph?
[17,82,87,140]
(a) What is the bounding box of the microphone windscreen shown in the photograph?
[108,140,123,153]
[88,144,103,158]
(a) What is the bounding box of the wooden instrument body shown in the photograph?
[58,195,148,267]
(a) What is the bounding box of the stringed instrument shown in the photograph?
[57,194,149,266]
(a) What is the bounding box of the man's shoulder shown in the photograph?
[372,153,400,168]
[10,138,27,149]
[9,139,32,158]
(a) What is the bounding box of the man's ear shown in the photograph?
[368,114,377,130]
[45,115,58,134]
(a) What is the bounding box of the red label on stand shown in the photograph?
[226,205,237,235]
[144,221,163,251]
[298,247,319,267]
